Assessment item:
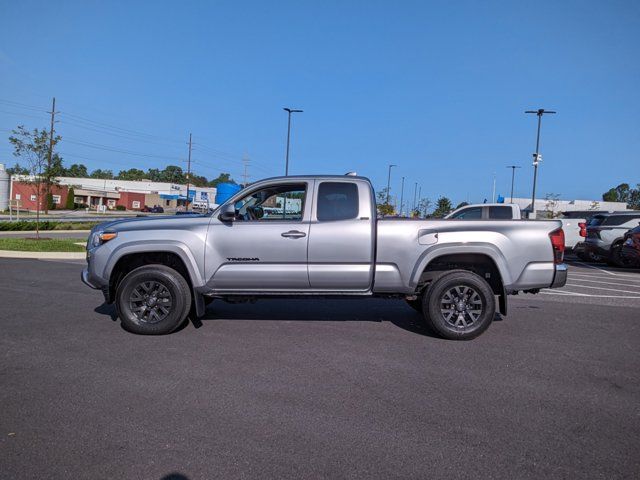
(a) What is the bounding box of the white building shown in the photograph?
[510,197,628,216]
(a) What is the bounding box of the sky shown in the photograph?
[0,0,639,208]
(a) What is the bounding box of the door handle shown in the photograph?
[281,230,307,238]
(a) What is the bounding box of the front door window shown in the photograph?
[234,183,306,221]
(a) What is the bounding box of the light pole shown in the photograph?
[386,164,396,205]
[399,176,405,216]
[413,182,418,214]
[525,109,556,218]
[506,165,521,203]
[283,107,303,176]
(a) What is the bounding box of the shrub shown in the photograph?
[115,205,126,211]
[65,187,75,210]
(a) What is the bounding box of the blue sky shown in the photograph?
[1,0,638,207]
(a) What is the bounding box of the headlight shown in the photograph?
[89,231,118,248]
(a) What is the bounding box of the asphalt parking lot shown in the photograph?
[1,258,639,479]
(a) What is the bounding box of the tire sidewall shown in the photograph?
[423,271,495,340]
[115,265,191,335]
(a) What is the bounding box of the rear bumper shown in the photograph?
[584,242,609,257]
[550,263,568,289]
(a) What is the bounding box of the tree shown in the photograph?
[543,193,561,218]
[90,169,114,179]
[9,125,63,215]
[6,162,29,175]
[602,182,640,210]
[65,187,76,210]
[432,196,452,218]
[455,201,469,210]
[207,172,236,188]
[117,168,146,180]
[375,187,394,216]
[416,198,432,218]
[64,163,88,177]
[160,165,186,184]
[8,125,63,237]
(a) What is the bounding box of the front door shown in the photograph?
[206,181,311,292]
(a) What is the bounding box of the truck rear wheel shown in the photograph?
[115,265,192,335]
[422,270,495,340]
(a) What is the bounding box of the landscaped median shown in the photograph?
[0,237,87,259]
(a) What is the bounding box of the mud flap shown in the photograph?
[498,286,508,316]
[193,291,206,318]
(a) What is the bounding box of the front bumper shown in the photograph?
[550,263,568,289]
[82,264,111,303]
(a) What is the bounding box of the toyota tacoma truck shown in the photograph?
[82,174,567,340]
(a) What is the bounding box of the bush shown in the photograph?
[65,187,75,210]
[115,205,126,211]
[0,221,101,231]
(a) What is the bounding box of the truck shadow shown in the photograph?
[196,298,502,338]
[95,298,502,338]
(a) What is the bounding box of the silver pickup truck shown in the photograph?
[82,174,567,340]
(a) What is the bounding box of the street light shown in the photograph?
[399,176,405,216]
[386,164,396,205]
[525,108,556,218]
[283,107,303,176]
[506,165,521,203]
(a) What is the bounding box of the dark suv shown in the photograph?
[584,212,640,266]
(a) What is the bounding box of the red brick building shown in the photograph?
[11,182,70,210]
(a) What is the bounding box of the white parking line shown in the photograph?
[540,291,640,298]
[565,283,640,294]
[569,261,618,275]
[567,277,640,288]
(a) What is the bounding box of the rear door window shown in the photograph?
[317,182,359,221]
[450,207,482,219]
[488,206,513,219]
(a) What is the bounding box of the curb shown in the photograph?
[0,250,86,260]
[0,230,91,235]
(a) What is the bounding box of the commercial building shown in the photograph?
[7,174,217,211]
[510,197,628,217]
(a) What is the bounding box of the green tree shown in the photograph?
[6,162,29,175]
[90,169,114,179]
[64,163,88,177]
[432,196,453,218]
[602,183,630,202]
[207,172,236,188]
[116,168,146,180]
[160,165,186,183]
[416,198,432,218]
[65,187,76,209]
[375,187,394,216]
[9,125,63,215]
[455,201,469,210]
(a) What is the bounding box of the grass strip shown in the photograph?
[0,237,86,252]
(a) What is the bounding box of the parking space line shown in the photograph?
[567,278,640,288]
[567,261,640,277]
[567,269,640,280]
[540,291,640,298]
[568,261,618,275]
[565,283,640,294]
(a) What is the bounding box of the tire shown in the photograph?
[422,270,496,340]
[608,242,630,268]
[405,298,423,313]
[115,265,192,335]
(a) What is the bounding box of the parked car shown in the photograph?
[584,212,640,266]
[445,203,585,250]
[82,174,567,341]
[150,205,164,213]
[618,224,640,267]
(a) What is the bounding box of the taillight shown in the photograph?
[549,228,565,264]
[578,222,586,237]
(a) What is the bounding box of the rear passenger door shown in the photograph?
[307,180,375,291]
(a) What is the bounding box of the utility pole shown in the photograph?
[399,176,405,216]
[417,186,422,216]
[185,133,192,211]
[386,164,396,205]
[412,182,418,214]
[242,153,250,186]
[45,97,56,215]
[525,109,556,218]
[492,172,496,203]
[506,165,521,203]
[283,107,303,176]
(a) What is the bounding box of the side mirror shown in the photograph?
[218,203,236,222]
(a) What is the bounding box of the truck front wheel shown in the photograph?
[115,265,192,335]
[422,270,495,340]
